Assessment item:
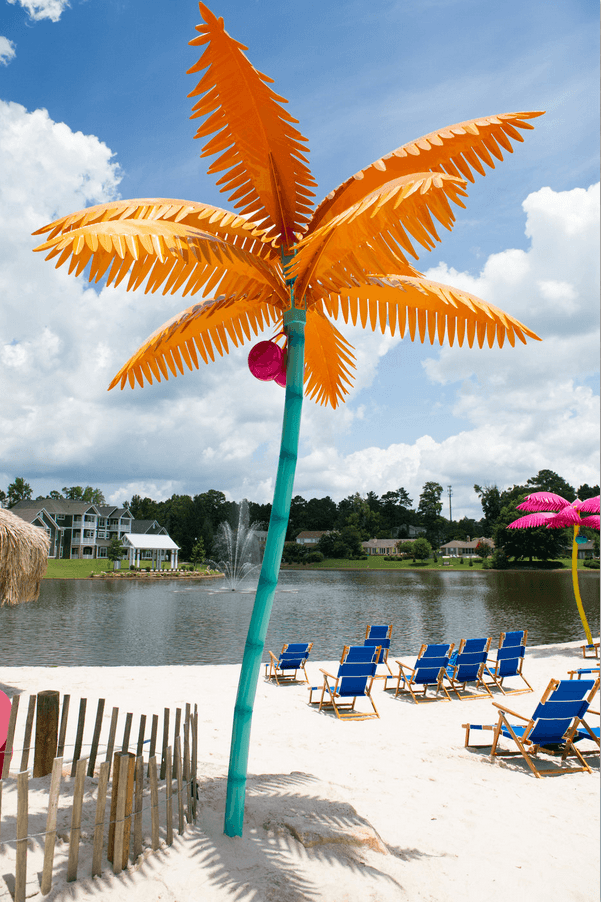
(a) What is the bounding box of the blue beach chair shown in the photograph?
[310,645,381,719]
[580,641,600,659]
[364,624,393,678]
[463,677,600,777]
[444,637,493,700]
[484,630,532,695]
[391,643,455,703]
[265,642,313,685]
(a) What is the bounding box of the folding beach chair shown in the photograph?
[463,677,600,777]
[444,637,493,700]
[309,645,381,719]
[568,665,600,681]
[580,641,600,659]
[308,644,380,703]
[390,643,455,703]
[483,630,532,695]
[265,642,313,685]
[363,625,393,679]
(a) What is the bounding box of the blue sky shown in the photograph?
[0,0,599,518]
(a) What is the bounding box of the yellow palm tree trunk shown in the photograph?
[571,522,594,646]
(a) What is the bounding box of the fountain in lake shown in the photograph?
[209,500,262,591]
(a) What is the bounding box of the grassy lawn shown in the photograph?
[44,560,208,578]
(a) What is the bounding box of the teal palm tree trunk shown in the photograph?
[224,293,306,837]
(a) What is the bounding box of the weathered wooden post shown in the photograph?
[33,691,59,778]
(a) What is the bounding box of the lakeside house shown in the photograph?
[362,538,415,556]
[439,536,494,558]
[295,530,329,545]
[10,500,180,567]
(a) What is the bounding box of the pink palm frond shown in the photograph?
[508,512,556,529]
[579,496,601,514]
[516,492,571,512]
[580,514,600,530]
[545,507,581,528]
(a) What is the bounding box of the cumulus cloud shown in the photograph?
[6,0,70,23]
[0,36,16,66]
[0,100,598,519]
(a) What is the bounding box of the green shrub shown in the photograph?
[584,559,600,569]
[490,549,509,570]
[305,551,324,563]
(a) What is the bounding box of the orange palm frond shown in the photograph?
[309,111,544,232]
[108,295,284,391]
[32,199,279,261]
[33,218,288,303]
[303,306,356,408]
[290,173,468,301]
[188,3,317,249]
[321,274,541,349]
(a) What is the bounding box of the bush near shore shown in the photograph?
[43,559,214,579]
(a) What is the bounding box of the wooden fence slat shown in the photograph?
[172,708,181,778]
[136,715,146,759]
[34,691,60,779]
[148,755,159,851]
[57,694,70,759]
[133,755,144,861]
[121,712,133,753]
[91,760,110,878]
[71,698,87,778]
[15,771,28,902]
[165,746,173,846]
[19,695,36,774]
[2,694,20,779]
[160,709,169,780]
[88,698,105,777]
[192,706,198,821]
[105,707,119,778]
[183,717,191,824]
[40,756,63,895]
[111,753,134,874]
[148,714,158,776]
[175,735,184,835]
[67,757,88,882]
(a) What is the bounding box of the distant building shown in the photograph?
[9,500,178,565]
[295,530,329,545]
[439,537,494,558]
[362,538,414,556]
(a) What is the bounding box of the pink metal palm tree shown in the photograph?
[508,493,600,646]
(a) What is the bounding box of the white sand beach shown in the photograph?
[0,640,598,902]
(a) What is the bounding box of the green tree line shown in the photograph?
[1,469,598,563]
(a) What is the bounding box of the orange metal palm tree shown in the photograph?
[33,3,543,835]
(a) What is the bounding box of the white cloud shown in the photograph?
[0,36,16,66]
[7,0,70,23]
[0,100,598,519]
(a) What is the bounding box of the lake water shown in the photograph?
[0,569,598,666]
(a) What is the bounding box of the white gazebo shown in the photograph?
[122,534,180,569]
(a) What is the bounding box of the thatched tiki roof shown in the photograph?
[0,508,49,606]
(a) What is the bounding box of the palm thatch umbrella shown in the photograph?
[0,508,49,606]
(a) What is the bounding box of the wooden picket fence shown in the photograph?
[0,690,198,901]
